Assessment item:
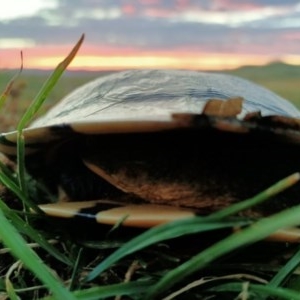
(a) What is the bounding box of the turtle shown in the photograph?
[1,69,300,237]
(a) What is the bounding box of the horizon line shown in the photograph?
[2,59,299,73]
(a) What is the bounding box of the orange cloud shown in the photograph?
[21,53,279,71]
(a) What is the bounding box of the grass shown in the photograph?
[1,40,300,299]
[227,62,300,107]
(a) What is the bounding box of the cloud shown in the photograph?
[0,0,300,60]
[0,0,56,20]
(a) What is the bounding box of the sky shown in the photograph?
[1,0,300,71]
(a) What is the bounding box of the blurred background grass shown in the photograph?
[1,62,300,131]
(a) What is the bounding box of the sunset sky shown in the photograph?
[1,0,300,71]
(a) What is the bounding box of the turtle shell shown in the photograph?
[1,69,300,227]
[1,69,300,150]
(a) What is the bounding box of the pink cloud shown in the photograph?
[282,31,300,40]
[121,4,137,15]
[211,0,264,11]
[144,7,175,18]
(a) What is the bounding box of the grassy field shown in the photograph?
[0,70,107,131]
[227,62,300,107]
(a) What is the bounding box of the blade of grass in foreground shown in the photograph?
[0,35,84,299]
[0,199,71,265]
[85,219,250,282]
[85,173,299,282]
[6,279,20,300]
[145,203,300,299]
[0,165,43,214]
[43,281,153,300]
[17,34,84,131]
[208,172,300,220]
[16,34,84,201]
[0,35,83,271]
[268,246,300,288]
[0,205,76,300]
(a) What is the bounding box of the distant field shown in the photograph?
[1,62,300,131]
[0,70,110,131]
[227,62,300,107]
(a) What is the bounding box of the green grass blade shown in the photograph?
[69,248,83,291]
[208,172,300,220]
[0,169,29,202]
[6,278,19,300]
[85,173,298,282]
[0,199,72,265]
[0,206,76,300]
[145,204,300,299]
[0,160,18,183]
[268,246,300,288]
[43,281,153,300]
[208,282,300,300]
[15,34,84,206]
[0,167,41,212]
[16,132,28,201]
[85,219,250,282]
[17,34,84,131]
[0,37,84,299]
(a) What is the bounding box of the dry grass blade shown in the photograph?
[0,52,23,109]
